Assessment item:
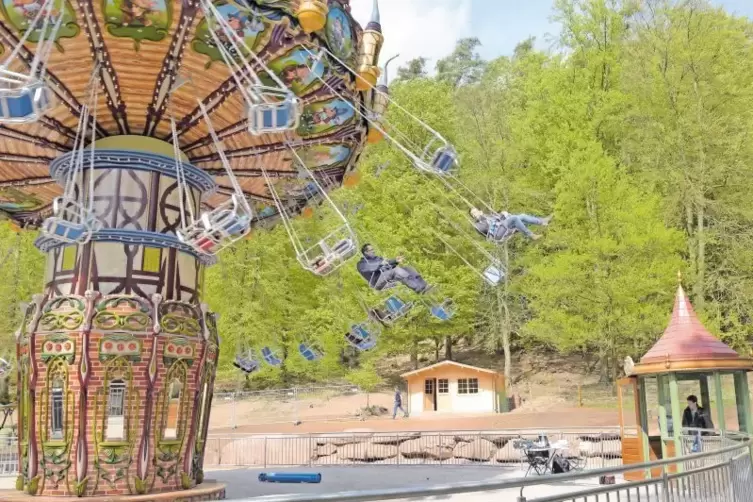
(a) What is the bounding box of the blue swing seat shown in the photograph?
[0,74,54,124]
[345,324,378,351]
[261,347,282,366]
[373,296,413,325]
[299,342,323,362]
[483,264,505,286]
[233,355,260,374]
[46,219,87,241]
[247,86,300,135]
[430,300,455,321]
[431,146,458,174]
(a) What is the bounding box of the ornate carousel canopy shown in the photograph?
[0,0,375,228]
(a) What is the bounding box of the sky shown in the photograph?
[350,0,753,77]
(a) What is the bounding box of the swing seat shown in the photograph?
[179,195,252,255]
[0,71,54,124]
[430,299,455,321]
[300,229,357,277]
[488,219,517,243]
[430,146,458,174]
[247,86,300,135]
[372,296,413,325]
[41,197,101,244]
[345,325,377,351]
[261,346,282,367]
[299,342,323,361]
[233,355,260,374]
[483,264,505,286]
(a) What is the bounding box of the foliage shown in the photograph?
[2,0,752,391]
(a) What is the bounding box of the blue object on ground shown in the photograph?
[258,472,322,483]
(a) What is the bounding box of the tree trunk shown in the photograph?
[497,245,513,388]
[411,339,418,370]
[694,202,705,310]
[444,336,453,361]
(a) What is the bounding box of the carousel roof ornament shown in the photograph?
[633,272,753,374]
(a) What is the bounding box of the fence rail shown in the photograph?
[236,433,753,502]
[204,427,624,469]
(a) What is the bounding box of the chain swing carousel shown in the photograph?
[0,0,385,498]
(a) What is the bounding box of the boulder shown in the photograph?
[316,433,370,446]
[400,436,457,459]
[340,442,399,462]
[600,440,622,458]
[316,444,338,457]
[371,432,422,445]
[425,445,455,460]
[494,441,522,463]
[482,434,513,448]
[453,439,496,462]
[579,441,600,458]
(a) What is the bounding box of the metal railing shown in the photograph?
[0,434,17,477]
[203,427,623,469]
[235,434,753,502]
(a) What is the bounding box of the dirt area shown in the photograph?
[207,389,619,435]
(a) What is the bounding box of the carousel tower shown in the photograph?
[0,0,379,498]
[15,137,221,497]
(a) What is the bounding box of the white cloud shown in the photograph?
[350,0,472,81]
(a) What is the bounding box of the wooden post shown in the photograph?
[657,374,669,460]
[668,373,684,474]
[638,377,651,476]
[733,372,753,434]
[714,372,726,433]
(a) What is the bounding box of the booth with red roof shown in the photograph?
[618,274,753,481]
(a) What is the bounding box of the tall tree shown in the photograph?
[396,57,429,81]
[435,38,487,87]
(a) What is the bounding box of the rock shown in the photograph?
[316,433,371,446]
[453,439,496,462]
[400,436,457,459]
[482,434,513,448]
[454,435,478,443]
[340,442,399,462]
[494,441,522,463]
[425,445,455,460]
[600,440,622,458]
[316,444,337,457]
[579,441,600,458]
[371,431,421,445]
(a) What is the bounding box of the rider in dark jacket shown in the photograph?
[356,244,430,294]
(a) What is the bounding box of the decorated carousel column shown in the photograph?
[16,137,223,498]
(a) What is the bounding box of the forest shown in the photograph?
[0,0,752,391]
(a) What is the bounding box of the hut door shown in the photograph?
[618,377,644,481]
[423,378,437,412]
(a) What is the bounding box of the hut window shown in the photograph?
[458,378,479,395]
[106,380,126,440]
[438,379,449,394]
[50,378,64,439]
[164,379,183,440]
